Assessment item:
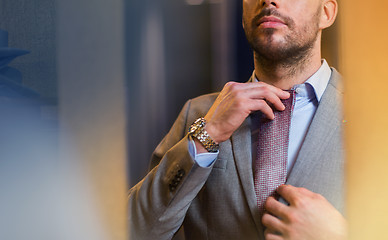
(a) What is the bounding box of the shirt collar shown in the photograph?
[304,59,331,102]
[252,59,332,103]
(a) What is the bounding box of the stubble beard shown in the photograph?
[244,8,321,76]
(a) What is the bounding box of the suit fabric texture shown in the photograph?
[128,68,345,240]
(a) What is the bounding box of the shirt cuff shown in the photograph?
[188,137,218,168]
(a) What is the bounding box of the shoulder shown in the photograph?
[190,92,219,109]
[180,92,219,126]
[329,67,344,94]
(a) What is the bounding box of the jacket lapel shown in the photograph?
[286,69,343,187]
[233,73,264,231]
[228,72,267,233]
[231,112,264,234]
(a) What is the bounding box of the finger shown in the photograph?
[264,228,283,240]
[258,83,291,100]
[264,196,290,219]
[241,82,291,99]
[247,99,275,119]
[262,212,285,233]
[225,81,290,99]
[276,185,302,206]
[255,82,290,99]
[242,87,286,111]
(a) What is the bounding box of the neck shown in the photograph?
[253,41,322,90]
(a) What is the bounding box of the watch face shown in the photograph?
[189,126,194,134]
[189,124,198,134]
[189,118,205,135]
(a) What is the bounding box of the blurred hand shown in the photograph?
[262,185,347,240]
[204,81,290,144]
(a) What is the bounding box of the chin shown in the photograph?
[255,34,287,50]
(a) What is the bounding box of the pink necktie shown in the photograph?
[254,90,295,213]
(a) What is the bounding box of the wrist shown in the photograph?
[204,117,231,144]
[204,121,221,144]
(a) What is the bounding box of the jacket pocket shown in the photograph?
[213,158,227,170]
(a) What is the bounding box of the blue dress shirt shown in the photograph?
[190,60,332,171]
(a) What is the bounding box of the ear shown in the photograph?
[320,0,338,29]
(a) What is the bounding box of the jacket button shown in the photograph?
[177,169,185,178]
[171,179,179,187]
[169,184,176,191]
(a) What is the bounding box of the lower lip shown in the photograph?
[259,22,286,28]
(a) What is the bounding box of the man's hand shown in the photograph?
[204,81,290,144]
[262,185,347,240]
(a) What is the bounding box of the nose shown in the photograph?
[260,0,278,8]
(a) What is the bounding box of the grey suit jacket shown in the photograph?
[128,68,344,240]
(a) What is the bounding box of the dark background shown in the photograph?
[0,0,338,187]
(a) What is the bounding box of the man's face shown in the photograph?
[243,0,324,62]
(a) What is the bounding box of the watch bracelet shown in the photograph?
[190,117,219,152]
[195,128,218,152]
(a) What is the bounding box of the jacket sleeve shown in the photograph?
[128,98,215,240]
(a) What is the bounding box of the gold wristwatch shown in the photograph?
[188,117,219,153]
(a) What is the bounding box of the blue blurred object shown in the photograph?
[0,29,42,137]
[0,29,29,70]
[0,29,39,99]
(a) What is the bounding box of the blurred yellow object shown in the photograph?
[340,1,388,239]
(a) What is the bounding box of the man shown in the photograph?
[129,0,346,239]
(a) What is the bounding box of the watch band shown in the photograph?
[189,117,219,153]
